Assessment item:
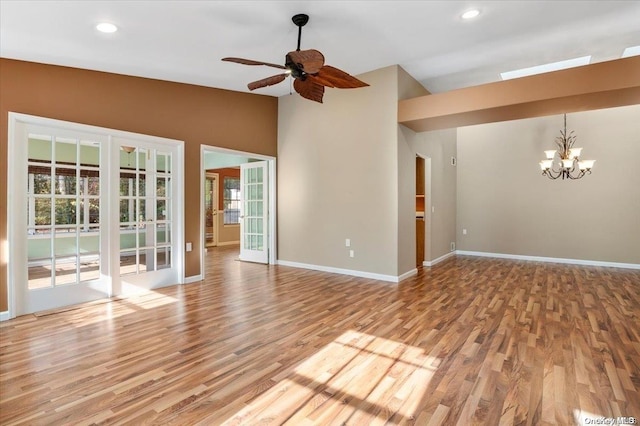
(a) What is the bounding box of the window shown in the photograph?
[118,172,144,227]
[25,135,102,289]
[27,168,100,232]
[223,177,240,224]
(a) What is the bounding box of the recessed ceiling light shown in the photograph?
[622,46,640,58]
[461,9,480,20]
[500,56,591,80]
[96,22,118,33]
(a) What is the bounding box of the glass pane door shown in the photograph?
[239,161,268,264]
[19,125,109,314]
[114,138,179,294]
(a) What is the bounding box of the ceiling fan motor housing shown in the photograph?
[292,14,309,27]
[285,55,305,79]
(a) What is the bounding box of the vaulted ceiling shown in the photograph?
[2,1,639,97]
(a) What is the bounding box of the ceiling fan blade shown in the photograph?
[308,65,369,89]
[247,74,288,91]
[222,57,286,70]
[293,78,324,103]
[287,49,325,74]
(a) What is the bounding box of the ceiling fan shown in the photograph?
[222,14,369,103]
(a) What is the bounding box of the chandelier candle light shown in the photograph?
[539,114,595,180]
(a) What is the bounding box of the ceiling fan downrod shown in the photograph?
[292,14,309,51]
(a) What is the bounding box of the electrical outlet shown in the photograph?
[349,250,355,258]
[451,242,456,251]
[345,239,351,247]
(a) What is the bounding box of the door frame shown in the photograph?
[6,112,185,319]
[199,145,277,280]
[416,153,432,265]
[204,172,219,248]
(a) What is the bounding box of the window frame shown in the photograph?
[27,168,100,234]
[223,176,241,225]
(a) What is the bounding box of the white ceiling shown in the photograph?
[2,1,639,97]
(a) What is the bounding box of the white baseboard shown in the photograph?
[423,251,456,267]
[398,268,418,281]
[184,274,203,284]
[0,311,10,322]
[217,241,240,247]
[277,260,408,283]
[456,250,640,269]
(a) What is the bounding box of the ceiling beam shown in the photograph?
[398,56,640,132]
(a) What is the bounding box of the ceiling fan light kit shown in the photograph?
[222,13,369,103]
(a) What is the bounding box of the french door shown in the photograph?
[9,114,183,316]
[239,161,268,264]
[12,122,110,314]
[112,137,181,295]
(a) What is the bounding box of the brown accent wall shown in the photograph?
[0,59,278,311]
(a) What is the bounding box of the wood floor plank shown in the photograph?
[1,247,639,425]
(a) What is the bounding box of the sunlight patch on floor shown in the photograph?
[62,291,179,328]
[224,330,440,424]
[122,291,179,310]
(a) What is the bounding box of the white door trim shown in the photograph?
[6,112,185,319]
[416,153,432,265]
[204,172,219,248]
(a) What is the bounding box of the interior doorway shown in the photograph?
[416,154,432,266]
[416,155,425,267]
[200,146,276,279]
[204,173,219,248]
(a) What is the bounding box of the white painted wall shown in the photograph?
[456,105,640,264]
[397,67,431,274]
[405,128,458,261]
[278,68,639,274]
[278,66,400,277]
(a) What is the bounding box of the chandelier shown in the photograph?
[539,114,595,180]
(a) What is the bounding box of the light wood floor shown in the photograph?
[1,246,639,425]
